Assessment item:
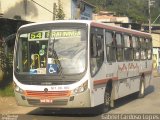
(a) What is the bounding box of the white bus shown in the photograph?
[13,20,152,112]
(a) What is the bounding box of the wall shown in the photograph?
[152,33,160,47]
[61,0,71,20]
[152,33,160,70]
[1,0,39,22]
[1,0,93,22]
[153,48,159,69]
[1,0,71,22]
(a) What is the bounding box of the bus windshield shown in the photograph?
[15,28,87,75]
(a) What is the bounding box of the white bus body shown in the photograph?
[13,20,152,111]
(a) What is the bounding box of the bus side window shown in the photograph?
[116,33,124,61]
[90,33,104,76]
[105,31,116,62]
[140,38,147,60]
[124,35,133,61]
[132,36,140,60]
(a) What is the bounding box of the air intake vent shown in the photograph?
[25,90,71,98]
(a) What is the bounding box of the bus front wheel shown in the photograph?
[103,87,111,112]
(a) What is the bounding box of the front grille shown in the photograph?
[27,99,68,106]
[25,90,71,98]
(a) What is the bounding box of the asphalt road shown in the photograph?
[0,77,160,120]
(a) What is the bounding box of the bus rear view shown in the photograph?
[13,21,90,108]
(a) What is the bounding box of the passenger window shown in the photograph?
[140,38,147,60]
[116,33,123,61]
[105,31,116,62]
[124,35,133,61]
[132,36,140,60]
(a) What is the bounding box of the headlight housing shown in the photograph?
[13,82,24,94]
[73,81,88,94]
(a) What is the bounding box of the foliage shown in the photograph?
[85,0,160,24]
[0,83,14,97]
[54,0,65,20]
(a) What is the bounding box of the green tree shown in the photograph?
[56,0,65,20]
[85,0,160,24]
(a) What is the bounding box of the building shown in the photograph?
[93,11,142,31]
[93,11,142,30]
[142,25,160,73]
[93,11,131,24]
[0,0,94,22]
[152,32,160,71]
[150,26,160,71]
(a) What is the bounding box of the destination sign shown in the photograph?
[28,30,81,41]
[45,31,81,38]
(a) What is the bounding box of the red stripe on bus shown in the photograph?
[94,77,118,86]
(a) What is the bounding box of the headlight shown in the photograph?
[73,81,88,94]
[13,82,24,94]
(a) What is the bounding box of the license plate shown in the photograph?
[40,99,53,103]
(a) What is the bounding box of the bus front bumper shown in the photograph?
[14,89,91,108]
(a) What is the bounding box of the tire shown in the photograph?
[138,77,145,98]
[103,87,111,113]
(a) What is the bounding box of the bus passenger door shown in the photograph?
[90,27,106,106]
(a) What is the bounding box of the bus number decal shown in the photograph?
[30,32,42,39]
[29,30,81,40]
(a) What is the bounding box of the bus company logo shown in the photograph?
[44,88,48,93]
[128,63,139,70]
[118,64,127,71]
[118,63,139,72]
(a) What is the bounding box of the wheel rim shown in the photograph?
[104,91,110,107]
[140,81,144,95]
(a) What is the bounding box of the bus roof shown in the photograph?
[19,20,91,28]
[19,20,151,38]
[90,21,151,38]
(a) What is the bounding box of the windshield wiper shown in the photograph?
[48,36,64,79]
